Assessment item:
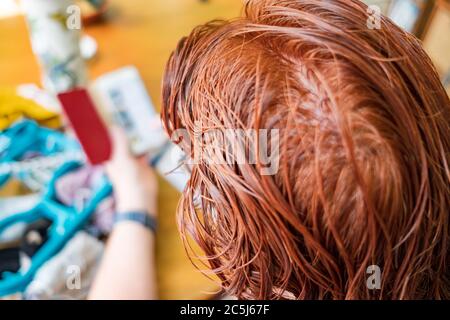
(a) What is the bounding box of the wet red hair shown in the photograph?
[161,0,450,299]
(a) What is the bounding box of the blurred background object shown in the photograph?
[364,0,450,93]
[421,0,450,96]
[0,0,21,19]
[77,0,109,25]
[0,0,109,22]
[21,0,87,93]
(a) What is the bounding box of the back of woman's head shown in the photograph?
[161,0,450,299]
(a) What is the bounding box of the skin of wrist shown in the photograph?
[115,195,157,216]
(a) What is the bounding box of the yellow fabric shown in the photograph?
[0,88,60,130]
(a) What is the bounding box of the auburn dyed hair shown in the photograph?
[161,0,450,299]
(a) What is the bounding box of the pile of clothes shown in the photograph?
[0,87,115,299]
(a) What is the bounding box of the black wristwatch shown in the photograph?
[114,211,157,233]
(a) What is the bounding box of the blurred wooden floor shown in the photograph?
[0,0,243,299]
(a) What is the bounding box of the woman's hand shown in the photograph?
[106,127,158,216]
[89,127,158,300]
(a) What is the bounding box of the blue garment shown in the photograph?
[0,121,112,297]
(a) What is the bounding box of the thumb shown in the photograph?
[109,126,130,156]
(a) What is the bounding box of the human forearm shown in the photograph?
[88,219,157,300]
[89,128,159,300]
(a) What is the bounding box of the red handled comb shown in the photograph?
[58,88,112,165]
